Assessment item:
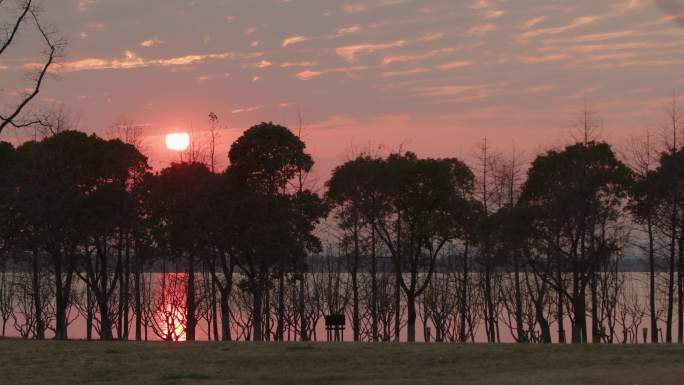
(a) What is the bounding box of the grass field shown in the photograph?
[2,339,684,385]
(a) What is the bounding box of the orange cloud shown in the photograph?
[281,61,318,68]
[337,25,362,36]
[438,60,472,69]
[336,40,407,62]
[140,37,164,47]
[295,70,324,80]
[25,50,263,72]
[253,60,273,68]
[381,67,430,77]
[343,3,368,13]
[382,48,455,65]
[520,16,598,38]
[231,105,262,114]
[282,36,308,47]
[467,24,496,36]
[522,16,546,29]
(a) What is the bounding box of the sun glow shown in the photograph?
[165,132,190,151]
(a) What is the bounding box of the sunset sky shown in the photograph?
[2,0,684,177]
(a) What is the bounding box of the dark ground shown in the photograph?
[1,339,683,385]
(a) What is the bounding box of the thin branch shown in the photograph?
[0,0,32,56]
[0,8,58,135]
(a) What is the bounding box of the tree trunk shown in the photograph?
[667,228,675,343]
[211,274,219,341]
[667,197,678,343]
[572,283,587,344]
[394,211,401,343]
[459,243,469,343]
[394,270,401,342]
[186,255,196,341]
[352,267,359,342]
[678,206,684,343]
[122,236,130,340]
[556,253,565,344]
[116,234,123,340]
[98,298,113,340]
[134,260,142,341]
[277,269,284,341]
[32,249,44,340]
[591,271,599,343]
[406,292,416,343]
[299,269,307,342]
[370,225,378,342]
[484,264,495,342]
[97,241,113,340]
[86,285,93,340]
[513,251,526,343]
[648,219,658,343]
[264,288,271,341]
[531,277,551,344]
[53,251,71,340]
[220,288,231,341]
[252,286,263,342]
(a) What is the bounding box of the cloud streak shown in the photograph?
[655,0,684,28]
[140,37,164,47]
[282,36,308,47]
[25,50,263,72]
[520,17,598,38]
[336,40,407,62]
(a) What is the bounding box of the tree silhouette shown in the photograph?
[358,152,474,342]
[0,0,64,134]
[227,122,324,341]
[521,141,632,343]
[74,138,149,340]
[326,155,386,341]
[653,148,684,343]
[0,142,16,258]
[145,162,217,341]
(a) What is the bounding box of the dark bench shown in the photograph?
[325,314,345,342]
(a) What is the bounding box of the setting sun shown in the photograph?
[165,133,190,151]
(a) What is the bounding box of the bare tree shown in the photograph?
[29,104,79,137]
[626,128,662,343]
[230,281,254,341]
[569,98,603,146]
[208,112,219,173]
[0,0,65,134]
[658,90,683,343]
[147,271,187,342]
[11,269,52,338]
[616,276,647,343]
[0,271,15,336]
[471,138,501,342]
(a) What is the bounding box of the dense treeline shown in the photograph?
[1,112,684,344]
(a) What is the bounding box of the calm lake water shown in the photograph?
[0,272,670,343]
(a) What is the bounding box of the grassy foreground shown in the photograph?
[2,339,684,385]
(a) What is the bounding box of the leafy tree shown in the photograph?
[520,141,632,343]
[371,152,475,342]
[13,131,112,339]
[0,142,16,258]
[629,169,662,343]
[652,148,684,343]
[75,138,149,340]
[326,155,386,341]
[227,122,324,341]
[229,122,313,195]
[145,162,217,341]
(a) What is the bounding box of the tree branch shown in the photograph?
[0,0,32,57]
[0,7,60,135]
